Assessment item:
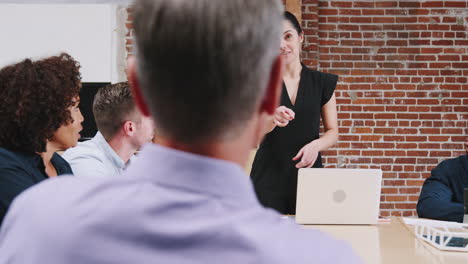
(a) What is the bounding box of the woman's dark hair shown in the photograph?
[0,53,81,154]
[284,11,302,35]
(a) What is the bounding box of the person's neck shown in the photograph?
[40,142,60,177]
[41,142,60,163]
[156,123,258,168]
[283,60,302,79]
[107,135,137,164]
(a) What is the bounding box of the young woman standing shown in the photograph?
[251,12,339,214]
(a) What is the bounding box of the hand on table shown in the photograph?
[274,106,295,127]
[293,141,320,168]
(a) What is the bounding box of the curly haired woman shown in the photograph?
[0,53,83,225]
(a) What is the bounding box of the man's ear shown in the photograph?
[260,55,283,115]
[127,56,151,117]
[123,121,136,136]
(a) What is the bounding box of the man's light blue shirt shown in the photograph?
[62,132,126,177]
[0,144,362,264]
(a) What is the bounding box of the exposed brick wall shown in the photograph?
[311,0,468,217]
[123,1,467,217]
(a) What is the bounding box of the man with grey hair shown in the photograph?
[0,0,361,263]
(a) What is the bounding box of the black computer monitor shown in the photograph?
[79,82,110,141]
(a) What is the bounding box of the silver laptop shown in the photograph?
[295,168,382,225]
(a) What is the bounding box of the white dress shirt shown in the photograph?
[62,132,126,177]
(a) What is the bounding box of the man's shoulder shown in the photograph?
[435,155,467,172]
[0,148,29,168]
[13,176,95,209]
[62,139,106,162]
[5,175,119,228]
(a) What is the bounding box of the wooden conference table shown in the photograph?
[301,217,468,264]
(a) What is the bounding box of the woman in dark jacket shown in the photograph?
[0,53,84,225]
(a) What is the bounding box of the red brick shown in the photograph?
[453,92,468,98]
[397,113,419,119]
[445,1,467,7]
[409,39,431,46]
[340,135,360,141]
[440,70,462,76]
[361,135,383,142]
[452,63,468,69]
[383,136,405,142]
[455,40,468,46]
[439,55,461,61]
[420,128,441,134]
[406,24,428,31]
[408,151,428,156]
[400,1,421,7]
[363,106,385,112]
[386,195,408,202]
[373,17,395,23]
[374,113,396,120]
[397,17,417,23]
[395,158,417,164]
[338,9,361,16]
[451,136,468,142]
[428,136,450,142]
[428,25,450,31]
[395,203,417,210]
[330,1,352,8]
[417,99,439,105]
[387,105,408,112]
[418,70,440,76]
[421,48,443,54]
[441,114,459,120]
[397,48,421,54]
[419,113,441,120]
[445,32,456,38]
[354,1,374,8]
[382,188,398,194]
[430,151,452,157]
[320,9,338,15]
[430,9,451,15]
[338,150,360,156]
[397,128,419,135]
[376,1,398,8]
[406,136,428,142]
[407,180,425,186]
[351,142,372,149]
[380,203,395,209]
[431,106,454,112]
[349,157,372,164]
[417,158,439,164]
[385,9,407,15]
[400,173,421,179]
[362,9,384,15]
[422,1,444,8]
[415,55,436,61]
[429,63,451,69]
[374,143,396,149]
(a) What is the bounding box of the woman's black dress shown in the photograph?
[250,65,338,214]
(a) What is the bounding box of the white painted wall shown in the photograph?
[0,4,126,82]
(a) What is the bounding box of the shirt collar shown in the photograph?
[127,143,259,205]
[94,132,126,169]
[11,150,70,175]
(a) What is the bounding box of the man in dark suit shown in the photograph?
[417,141,468,223]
